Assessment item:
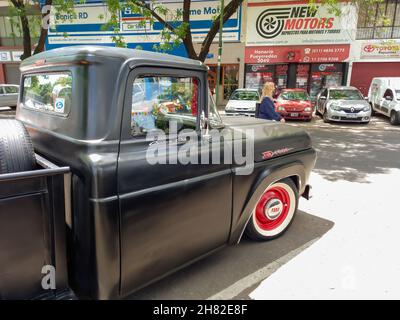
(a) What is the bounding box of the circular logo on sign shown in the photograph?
[319,64,327,71]
[55,101,64,110]
[363,44,375,53]
[256,8,291,39]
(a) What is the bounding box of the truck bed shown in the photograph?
[0,155,71,299]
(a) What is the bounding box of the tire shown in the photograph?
[323,110,329,123]
[370,103,376,116]
[0,120,36,174]
[245,178,299,241]
[390,111,400,125]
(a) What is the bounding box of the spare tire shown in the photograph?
[0,120,36,174]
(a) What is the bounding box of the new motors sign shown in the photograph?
[246,1,356,46]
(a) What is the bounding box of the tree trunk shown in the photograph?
[33,0,53,55]
[198,0,244,62]
[182,0,198,60]
[20,14,32,60]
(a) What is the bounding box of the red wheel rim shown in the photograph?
[255,186,291,231]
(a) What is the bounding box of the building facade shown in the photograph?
[243,0,357,102]
[1,0,399,102]
[349,0,400,96]
[0,2,40,84]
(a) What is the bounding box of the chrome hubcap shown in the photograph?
[264,199,284,220]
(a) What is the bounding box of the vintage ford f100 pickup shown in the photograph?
[0,46,316,299]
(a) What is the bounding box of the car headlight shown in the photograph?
[277,106,285,111]
[304,107,312,112]
[363,106,370,112]
[330,103,341,111]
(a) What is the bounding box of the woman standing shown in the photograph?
[258,82,285,123]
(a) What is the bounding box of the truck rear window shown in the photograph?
[22,73,72,115]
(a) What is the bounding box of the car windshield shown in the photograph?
[279,91,310,101]
[230,91,259,101]
[329,89,363,100]
[396,90,400,101]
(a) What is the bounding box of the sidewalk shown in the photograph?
[250,170,400,299]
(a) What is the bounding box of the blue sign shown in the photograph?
[44,0,242,57]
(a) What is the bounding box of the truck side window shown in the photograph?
[131,76,199,136]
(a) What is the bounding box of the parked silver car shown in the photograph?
[316,86,371,124]
[0,84,19,109]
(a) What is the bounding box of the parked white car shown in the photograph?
[368,77,400,125]
[0,84,19,109]
[225,89,260,116]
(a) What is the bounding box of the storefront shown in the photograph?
[349,40,400,96]
[0,49,23,84]
[244,0,356,101]
[244,62,348,100]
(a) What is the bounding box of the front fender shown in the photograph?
[393,103,400,112]
[229,149,316,244]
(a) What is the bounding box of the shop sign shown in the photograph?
[246,1,356,46]
[360,41,400,59]
[0,51,12,62]
[44,0,242,54]
[11,51,24,62]
[245,45,350,64]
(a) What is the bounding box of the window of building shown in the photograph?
[357,0,400,39]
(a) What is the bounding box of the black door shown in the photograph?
[117,67,232,296]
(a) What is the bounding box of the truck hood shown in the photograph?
[221,116,312,162]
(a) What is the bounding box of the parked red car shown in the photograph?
[275,89,313,121]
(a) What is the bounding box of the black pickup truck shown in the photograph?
[0,46,316,300]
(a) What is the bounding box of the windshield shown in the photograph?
[230,91,259,101]
[329,89,363,100]
[396,90,400,101]
[279,91,310,101]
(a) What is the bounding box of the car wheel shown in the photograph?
[371,104,376,116]
[0,120,36,174]
[323,110,329,123]
[390,111,400,125]
[245,178,298,241]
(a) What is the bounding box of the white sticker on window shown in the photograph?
[54,98,65,113]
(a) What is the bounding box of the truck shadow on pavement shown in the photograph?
[126,210,334,300]
[292,117,400,184]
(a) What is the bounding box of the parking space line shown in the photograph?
[206,237,320,300]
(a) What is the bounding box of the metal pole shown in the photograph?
[215,0,224,107]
